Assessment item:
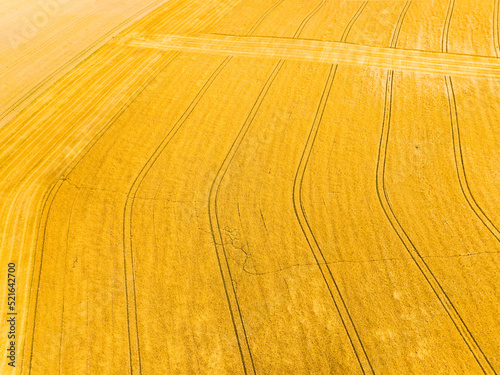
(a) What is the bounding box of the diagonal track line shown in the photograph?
[375,0,497,372]
[123,33,500,79]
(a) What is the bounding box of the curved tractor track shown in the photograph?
[1,0,500,374]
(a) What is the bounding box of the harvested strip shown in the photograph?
[122,33,500,78]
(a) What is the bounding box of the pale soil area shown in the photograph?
[1,0,500,374]
[0,0,170,125]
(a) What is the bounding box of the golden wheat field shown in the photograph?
[1,0,500,373]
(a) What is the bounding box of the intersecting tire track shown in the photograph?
[13,8,231,367]
[123,2,301,374]
[206,3,337,374]
[290,4,373,374]
[291,2,413,374]
[0,0,220,153]
[205,1,337,373]
[373,1,497,372]
[17,0,500,374]
[25,51,181,374]
[23,2,242,372]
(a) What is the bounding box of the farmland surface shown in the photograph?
[1,0,500,374]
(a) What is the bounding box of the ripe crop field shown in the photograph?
[1,0,500,373]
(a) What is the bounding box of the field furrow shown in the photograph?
[1,0,499,374]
